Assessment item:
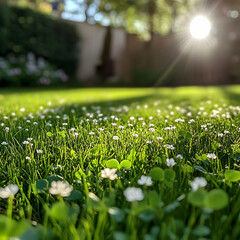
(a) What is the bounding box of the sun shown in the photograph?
[190,15,211,40]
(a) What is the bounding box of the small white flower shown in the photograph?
[101,168,117,180]
[0,184,19,198]
[156,137,163,142]
[49,181,73,197]
[132,133,138,138]
[175,118,185,123]
[218,133,223,137]
[188,119,195,124]
[89,132,95,135]
[124,187,144,202]
[23,141,29,145]
[176,154,183,160]
[137,175,152,186]
[190,177,207,191]
[207,153,217,159]
[166,158,176,167]
[148,128,155,132]
[164,144,175,150]
[36,149,43,154]
[1,141,8,145]
[113,136,119,140]
[5,127,9,132]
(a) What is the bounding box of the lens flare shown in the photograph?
[190,16,211,40]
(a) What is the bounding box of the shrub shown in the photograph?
[0,3,79,76]
[0,53,69,86]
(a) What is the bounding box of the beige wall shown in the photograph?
[73,22,126,82]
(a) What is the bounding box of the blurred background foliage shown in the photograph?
[0,2,79,75]
[3,0,194,39]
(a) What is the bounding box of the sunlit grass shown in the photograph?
[0,86,240,240]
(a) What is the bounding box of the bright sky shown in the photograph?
[61,0,109,25]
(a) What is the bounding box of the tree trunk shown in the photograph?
[148,0,156,41]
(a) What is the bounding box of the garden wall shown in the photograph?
[73,22,126,82]
[72,21,239,86]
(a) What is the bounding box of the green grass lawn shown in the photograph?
[0,86,240,240]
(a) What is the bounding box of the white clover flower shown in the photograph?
[156,137,163,142]
[101,168,117,180]
[190,177,207,191]
[148,128,155,132]
[176,154,183,160]
[175,118,185,123]
[207,153,217,159]
[49,181,73,197]
[137,175,153,186]
[5,127,9,132]
[72,132,79,137]
[0,184,19,198]
[164,144,175,150]
[1,141,8,145]
[124,187,144,202]
[113,136,119,140]
[188,119,195,124]
[166,158,176,167]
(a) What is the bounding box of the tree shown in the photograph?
[98,0,193,39]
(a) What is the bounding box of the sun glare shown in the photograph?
[190,16,211,40]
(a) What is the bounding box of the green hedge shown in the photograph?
[0,3,79,75]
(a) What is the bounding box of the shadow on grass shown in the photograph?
[219,87,240,104]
